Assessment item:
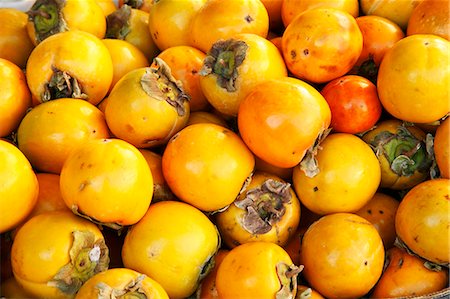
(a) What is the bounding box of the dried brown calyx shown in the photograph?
[276,262,303,299]
[42,67,88,102]
[96,274,148,299]
[235,179,292,234]
[48,231,110,295]
[27,0,68,43]
[141,57,189,116]
[106,4,132,40]
[299,128,332,178]
[199,39,248,92]
[122,0,144,10]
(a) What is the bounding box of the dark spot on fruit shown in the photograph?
[92,129,96,134]
[126,124,134,132]
[379,210,384,214]
[191,69,198,75]
[303,49,309,56]
[444,194,449,200]
[414,235,419,242]
[87,163,93,168]
[424,41,429,46]
[290,50,296,59]
[398,258,404,268]
[153,31,158,40]
[80,162,85,169]
[367,209,372,215]
[364,261,368,266]
[245,15,253,23]
[313,186,319,192]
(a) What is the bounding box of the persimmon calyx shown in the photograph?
[141,58,190,116]
[28,0,68,43]
[299,128,332,178]
[42,68,88,102]
[106,4,132,40]
[276,262,303,299]
[122,0,144,10]
[394,237,450,268]
[235,178,291,234]
[370,124,432,177]
[47,231,110,295]
[71,204,125,232]
[199,39,248,92]
[96,274,147,299]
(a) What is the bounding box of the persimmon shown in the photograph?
[377,34,450,124]
[27,0,106,45]
[407,0,450,40]
[434,117,450,178]
[0,140,39,234]
[0,8,34,68]
[26,30,113,106]
[0,58,31,138]
[238,77,330,168]
[106,5,159,61]
[189,0,269,53]
[162,123,255,212]
[282,8,363,84]
[199,33,287,116]
[371,246,449,298]
[17,98,110,174]
[215,171,301,248]
[157,46,209,111]
[281,0,359,27]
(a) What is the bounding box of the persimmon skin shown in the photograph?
[238,77,331,168]
[434,118,449,179]
[282,8,363,84]
[0,58,31,138]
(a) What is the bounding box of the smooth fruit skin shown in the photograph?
[0,58,31,137]
[360,0,421,30]
[282,8,363,84]
[300,213,385,299]
[407,0,450,40]
[434,118,450,179]
[26,30,113,106]
[377,34,450,124]
[0,8,34,68]
[60,138,153,226]
[17,98,110,174]
[293,133,381,215]
[11,210,106,299]
[215,241,297,299]
[199,33,287,117]
[281,0,359,27]
[355,192,400,249]
[162,123,255,212]
[157,46,209,111]
[320,75,382,134]
[355,15,405,67]
[371,246,449,298]
[75,268,169,299]
[148,0,207,51]
[101,38,149,93]
[0,140,39,233]
[238,77,331,168]
[105,66,190,149]
[122,201,221,299]
[395,178,450,264]
[189,0,269,53]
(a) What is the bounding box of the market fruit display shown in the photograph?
[0,0,449,298]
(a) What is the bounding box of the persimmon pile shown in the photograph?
[0,0,449,298]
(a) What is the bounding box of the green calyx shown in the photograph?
[372,124,432,176]
[235,178,292,235]
[28,0,68,43]
[199,39,248,92]
[96,275,148,299]
[47,231,110,295]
